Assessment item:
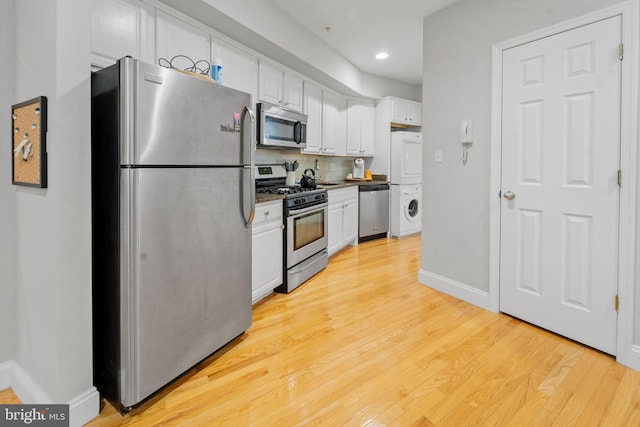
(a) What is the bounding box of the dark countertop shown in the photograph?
[255,180,389,204]
[256,194,285,204]
[317,180,389,190]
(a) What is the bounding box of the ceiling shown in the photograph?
[271,0,461,85]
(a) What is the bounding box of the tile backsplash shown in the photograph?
[255,149,375,183]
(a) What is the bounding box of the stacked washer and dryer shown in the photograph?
[389,131,422,237]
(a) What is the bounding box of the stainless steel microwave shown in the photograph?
[256,102,307,149]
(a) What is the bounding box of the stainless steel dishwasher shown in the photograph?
[359,183,390,242]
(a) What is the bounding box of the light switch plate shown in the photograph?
[434,149,443,163]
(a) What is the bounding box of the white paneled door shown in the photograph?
[500,16,622,355]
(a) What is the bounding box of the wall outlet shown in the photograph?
[434,150,444,163]
[329,163,336,171]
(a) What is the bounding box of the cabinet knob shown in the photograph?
[265,210,270,216]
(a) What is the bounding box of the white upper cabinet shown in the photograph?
[156,11,210,73]
[302,81,323,154]
[259,61,303,112]
[346,99,375,157]
[283,72,304,112]
[361,103,376,154]
[91,0,155,69]
[259,61,283,105]
[211,37,258,104]
[406,102,421,124]
[390,97,422,126]
[322,90,347,156]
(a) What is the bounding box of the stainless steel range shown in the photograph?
[256,165,328,293]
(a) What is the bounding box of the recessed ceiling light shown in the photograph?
[376,52,389,60]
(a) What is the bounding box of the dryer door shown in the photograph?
[391,132,422,184]
[401,140,422,182]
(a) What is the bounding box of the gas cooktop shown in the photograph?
[255,164,326,199]
[256,185,323,196]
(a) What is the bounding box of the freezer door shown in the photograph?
[119,57,252,166]
[119,167,251,407]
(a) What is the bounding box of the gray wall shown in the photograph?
[7,0,93,403]
[421,0,621,292]
[0,0,16,364]
[158,0,422,101]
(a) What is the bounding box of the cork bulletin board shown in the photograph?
[12,96,47,187]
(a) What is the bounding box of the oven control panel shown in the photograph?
[286,192,327,211]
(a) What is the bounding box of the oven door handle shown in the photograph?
[288,202,328,217]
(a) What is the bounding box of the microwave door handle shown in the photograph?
[241,106,255,226]
[294,121,302,143]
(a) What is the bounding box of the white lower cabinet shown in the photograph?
[327,187,358,256]
[252,200,283,304]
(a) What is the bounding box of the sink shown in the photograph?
[318,182,342,186]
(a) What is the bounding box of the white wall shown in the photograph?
[420,0,622,294]
[0,0,16,365]
[7,0,95,412]
[360,72,422,102]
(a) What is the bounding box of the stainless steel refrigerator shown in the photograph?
[91,57,255,411]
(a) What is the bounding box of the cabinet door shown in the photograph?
[302,81,322,154]
[327,203,343,256]
[91,0,155,69]
[259,61,283,105]
[346,99,362,155]
[391,98,407,123]
[283,72,304,112]
[156,11,211,73]
[335,94,348,156]
[322,90,339,155]
[360,101,376,155]
[252,201,283,303]
[406,102,422,126]
[252,224,282,303]
[347,99,375,156]
[211,37,258,104]
[342,198,358,245]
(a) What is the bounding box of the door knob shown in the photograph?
[503,191,516,200]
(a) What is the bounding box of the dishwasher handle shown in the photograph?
[359,183,390,192]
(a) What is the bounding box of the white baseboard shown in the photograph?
[0,360,12,389]
[616,343,640,372]
[11,362,52,404]
[68,387,100,427]
[419,268,495,312]
[0,360,99,427]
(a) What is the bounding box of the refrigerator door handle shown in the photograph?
[242,166,255,227]
[241,106,256,226]
[241,106,255,166]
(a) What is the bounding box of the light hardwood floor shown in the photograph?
[4,235,640,425]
